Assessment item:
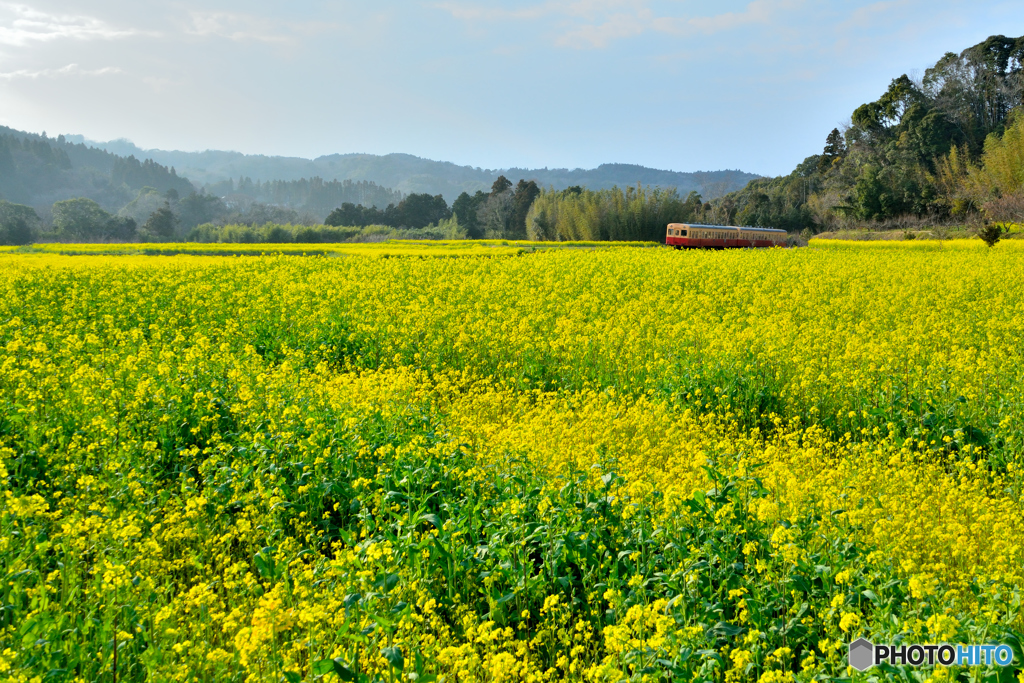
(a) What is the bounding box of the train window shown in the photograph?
[681,230,687,237]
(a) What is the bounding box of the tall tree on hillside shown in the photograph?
[818,128,847,172]
[491,176,512,196]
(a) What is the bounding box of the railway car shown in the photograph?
[665,223,787,249]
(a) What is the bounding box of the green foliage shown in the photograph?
[490,175,513,195]
[525,185,702,241]
[325,193,451,230]
[141,204,178,240]
[513,179,541,239]
[176,191,228,229]
[51,197,136,241]
[977,223,1004,246]
[451,191,488,239]
[0,200,41,245]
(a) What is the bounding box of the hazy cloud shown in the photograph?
[0,3,139,46]
[184,10,336,44]
[681,0,807,34]
[0,62,123,79]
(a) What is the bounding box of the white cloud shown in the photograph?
[184,10,334,44]
[0,62,123,79]
[0,3,139,46]
[555,11,651,48]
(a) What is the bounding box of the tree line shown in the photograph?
[324,176,544,239]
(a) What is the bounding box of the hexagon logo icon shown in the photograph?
[848,638,874,671]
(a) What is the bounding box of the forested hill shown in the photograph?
[65,138,760,203]
[0,126,194,216]
[0,127,405,223]
[701,34,1024,232]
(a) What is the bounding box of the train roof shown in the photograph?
[667,223,787,233]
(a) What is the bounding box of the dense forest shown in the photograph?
[702,34,1024,233]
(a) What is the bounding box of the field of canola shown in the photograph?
[1,243,1024,683]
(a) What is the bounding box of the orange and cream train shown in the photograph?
[665,223,788,249]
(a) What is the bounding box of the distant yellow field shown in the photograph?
[810,236,1024,249]
[5,239,659,258]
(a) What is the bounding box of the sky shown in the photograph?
[0,1,1021,177]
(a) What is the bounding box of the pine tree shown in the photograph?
[818,128,847,172]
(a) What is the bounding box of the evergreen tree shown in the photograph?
[490,176,512,195]
[818,129,847,172]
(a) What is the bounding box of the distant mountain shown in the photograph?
[68,136,761,203]
[2,124,761,228]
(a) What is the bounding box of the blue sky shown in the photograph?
[0,1,1021,176]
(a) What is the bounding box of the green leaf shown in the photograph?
[496,591,517,605]
[283,672,301,683]
[331,659,358,682]
[253,547,276,579]
[381,645,404,671]
[311,660,335,676]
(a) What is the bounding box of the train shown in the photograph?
[665,223,788,249]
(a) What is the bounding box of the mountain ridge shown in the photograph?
[66,135,761,202]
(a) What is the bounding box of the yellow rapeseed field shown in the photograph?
[1,245,1022,682]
